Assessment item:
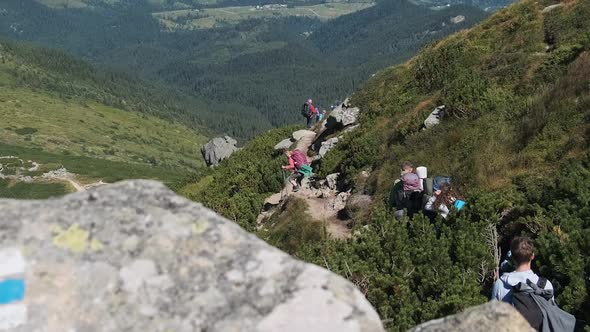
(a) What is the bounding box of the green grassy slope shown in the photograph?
[0,40,207,198]
[181,0,590,328]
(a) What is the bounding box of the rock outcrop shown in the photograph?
[409,301,534,332]
[319,137,340,158]
[330,104,360,128]
[292,129,316,142]
[201,136,239,167]
[0,181,384,332]
[423,105,446,129]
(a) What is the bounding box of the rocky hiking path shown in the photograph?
[260,127,352,240]
[258,102,364,239]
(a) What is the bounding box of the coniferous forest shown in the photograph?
[0,0,487,139]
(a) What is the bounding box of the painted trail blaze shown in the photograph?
[0,279,25,305]
[0,248,27,330]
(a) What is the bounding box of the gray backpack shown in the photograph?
[513,279,576,332]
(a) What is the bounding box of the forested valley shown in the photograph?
[1,0,487,139]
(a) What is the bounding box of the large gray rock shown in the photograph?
[319,137,340,158]
[292,129,316,142]
[409,301,534,332]
[0,180,384,332]
[201,136,239,167]
[423,105,446,129]
[330,104,360,127]
[274,138,294,150]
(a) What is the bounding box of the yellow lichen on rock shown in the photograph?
[52,224,103,253]
[192,220,209,235]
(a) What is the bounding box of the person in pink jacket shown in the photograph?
[282,149,310,192]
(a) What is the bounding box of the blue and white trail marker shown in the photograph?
[0,248,27,330]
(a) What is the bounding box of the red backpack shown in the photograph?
[290,150,309,169]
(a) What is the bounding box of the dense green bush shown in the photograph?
[182,126,299,231]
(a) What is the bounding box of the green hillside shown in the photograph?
[0,40,208,198]
[181,0,590,329]
[0,0,487,138]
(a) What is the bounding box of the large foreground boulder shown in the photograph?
[409,301,534,332]
[0,181,384,332]
[201,136,239,167]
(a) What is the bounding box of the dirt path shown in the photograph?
[64,178,85,192]
[259,125,351,239]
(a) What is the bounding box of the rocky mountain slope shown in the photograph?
[180,0,590,329]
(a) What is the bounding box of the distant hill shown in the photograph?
[0,0,488,138]
[0,39,209,197]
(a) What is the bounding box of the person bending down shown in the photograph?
[282,149,310,192]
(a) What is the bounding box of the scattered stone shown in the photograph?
[319,137,340,158]
[274,138,294,150]
[409,301,534,332]
[542,3,564,13]
[450,15,466,24]
[326,173,340,191]
[424,105,446,129]
[333,192,351,211]
[41,167,73,180]
[0,180,384,332]
[201,136,239,167]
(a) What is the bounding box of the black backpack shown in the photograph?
[513,278,549,331]
[301,103,311,118]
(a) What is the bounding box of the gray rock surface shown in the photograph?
[424,105,446,129]
[319,137,340,158]
[0,180,384,332]
[450,15,465,24]
[325,173,340,191]
[201,136,239,167]
[274,138,294,150]
[408,301,534,332]
[292,129,317,142]
[330,105,360,127]
[333,192,352,211]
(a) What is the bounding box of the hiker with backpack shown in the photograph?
[392,162,424,219]
[301,99,317,128]
[492,236,576,331]
[424,183,466,219]
[282,149,312,192]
